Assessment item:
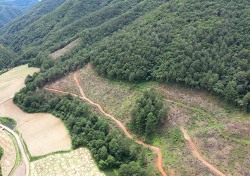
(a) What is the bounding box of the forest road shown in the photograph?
[44,71,168,176]
[180,126,226,176]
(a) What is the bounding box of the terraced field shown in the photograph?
[30,148,105,176]
[0,128,16,176]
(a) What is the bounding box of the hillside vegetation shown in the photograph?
[0,0,249,109]
[0,1,22,28]
[0,0,39,28]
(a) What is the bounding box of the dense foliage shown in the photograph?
[0,0,249,110]
[0,44,15,70]
[13,91,152,175]
[131,89,167,137]
[0,0,22,28]
[0,0,39,28]
[91,0,250,109]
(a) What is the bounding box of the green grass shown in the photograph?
[0,117,16,129]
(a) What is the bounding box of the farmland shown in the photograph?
[0,65,71,156]
[30,148,105,176]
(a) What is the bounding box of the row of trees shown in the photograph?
[130,89,167,138]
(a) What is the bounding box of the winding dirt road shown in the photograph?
[44,71,168,176]
[0,124,29,176]
[180,127,226,176]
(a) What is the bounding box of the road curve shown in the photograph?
[0,124,29,176]
[44,71,168,176]
[180,127,226,176]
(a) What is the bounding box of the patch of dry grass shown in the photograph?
[50,38,80,60]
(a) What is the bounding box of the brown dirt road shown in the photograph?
[180,127,226,176]
[44,71,168,176]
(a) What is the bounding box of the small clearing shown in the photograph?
[50,38,80,59]
[47,64,138,123]
[30,148,105,176]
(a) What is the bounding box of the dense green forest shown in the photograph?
[131,89,167,138]
[14,90,153,175]
[0,0,249,109]
[0,0,22,28]
[0,0,39,28]
[0,44,15,70]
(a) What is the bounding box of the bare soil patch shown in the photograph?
[30,148,105,176]
[0,129,16,176]
[50,38,80,59]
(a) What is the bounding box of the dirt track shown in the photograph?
[180,127,226,176]
[44,71,168,176]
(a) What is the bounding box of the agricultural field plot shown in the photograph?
[0,100,71,156]
[50,38,80,59]
[0,65,71,156]
[0,65,39,83]
[157,84,250,176]
[30,148,105,176]
[0,65,39,104]
[0,129,16,176]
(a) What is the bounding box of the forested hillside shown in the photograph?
[0,0,249,109]
[0,0,39,28]
[0,1,22,28]
[0,44,15,70]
